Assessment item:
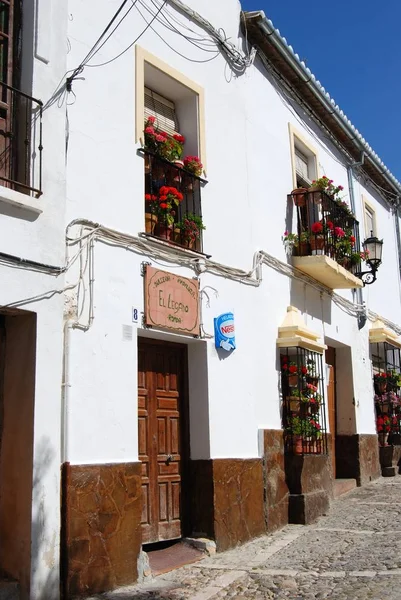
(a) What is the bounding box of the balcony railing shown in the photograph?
[372,341,401,446]
[289,189,362,276]
[0,81,43,197]
[141,149,205,253]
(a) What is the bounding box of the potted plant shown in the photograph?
[176,213,205,249]
[159,133,185,164]
[282,356,308,387]
[377,415,391,447]
[310,222,325,254]
[291,187,308,207]
[374,372,388,395]
[183,156,203,177]
[282,231,298,255]
[144,193,158,234]
[154,186,184,240]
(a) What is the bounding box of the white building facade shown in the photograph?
[2,0,401,598]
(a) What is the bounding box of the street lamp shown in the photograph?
[355,232,383,285]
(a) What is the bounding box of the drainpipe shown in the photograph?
[393,198,401,288]
[347,153,366,328]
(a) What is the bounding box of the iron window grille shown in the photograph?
[280,346,328,455]
[141,149,206,253]
[371,342,401,446]
[288,189,361,276]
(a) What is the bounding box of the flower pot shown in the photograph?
[295,241,310,256]
[293,435,303,455]
[379,402,390,414]
[154,222,173,240]
[292,188,308,207]
[145,212,157,234]
[308,185,323,204]
[306,401,320,415]
[310,236,325,255]
[378,432,389,447]
[288,374,299,387]
[288,397,301,414]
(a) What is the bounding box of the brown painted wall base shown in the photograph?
[285,454,333,525]
[190,458,265,551]
[336,434,380,485]
[61,462,142,599]
[262,430,289,532]
[379,445,401,477]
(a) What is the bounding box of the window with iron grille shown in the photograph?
[371,341,401,446]
[280,347,328,455]
[142,85,205,252]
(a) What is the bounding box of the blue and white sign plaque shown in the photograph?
[214,312,236,352]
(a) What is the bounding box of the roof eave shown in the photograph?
[242,10,401,201]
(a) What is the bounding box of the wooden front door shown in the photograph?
[138,340,187,544]
[326,346,336,477]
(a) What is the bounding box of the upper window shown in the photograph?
[136,47,206,253]
[288,124,318,190]
[364,200,376,237]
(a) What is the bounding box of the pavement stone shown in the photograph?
[84,477,401,600]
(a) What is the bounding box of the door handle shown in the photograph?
[165,454,173,465]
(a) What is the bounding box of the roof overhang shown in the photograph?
[242,10,401,202]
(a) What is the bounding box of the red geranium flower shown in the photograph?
[326,221,334,230]
[350,235,356,244]
[282,364,288,371]
[311,222,323,234]
[159,202,168,209]
[289,365,298,374]
[301,366,308,375]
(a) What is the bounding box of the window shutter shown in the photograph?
[144,87,179,137]
[294,148,309,182]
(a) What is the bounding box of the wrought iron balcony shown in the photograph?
[288,189,364,289]
[0,81,43,197]
[141,149,205,253]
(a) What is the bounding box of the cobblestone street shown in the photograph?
[87,478,401,600]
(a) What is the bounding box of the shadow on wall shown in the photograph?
[290,278,332,325]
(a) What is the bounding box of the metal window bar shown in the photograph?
[0,80,43,197]
[141,149,206,253]
[288,189,361,275]
[372,341,401,445]
[280,346,328,455]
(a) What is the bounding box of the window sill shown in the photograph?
[0,186,43,215]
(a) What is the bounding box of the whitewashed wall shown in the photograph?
[64,0,399,470]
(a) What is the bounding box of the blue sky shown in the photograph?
[241,0,401,181]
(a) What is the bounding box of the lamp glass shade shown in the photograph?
[363,236,383,267]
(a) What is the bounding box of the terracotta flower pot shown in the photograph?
[288,397,301,414]
[288,374,299,387]
[145,212,157,234]
[310,236,325,255]
[308,185,323,204]
[293,435,303,455]
[292,187,308,207]
[155,222,173,240]
[295,241,310,256]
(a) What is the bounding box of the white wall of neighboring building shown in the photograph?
[63,0,399,471]
[0,2,68,597]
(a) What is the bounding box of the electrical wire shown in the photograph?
[85,1,167,69]
[135,1,220,63]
